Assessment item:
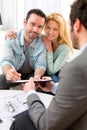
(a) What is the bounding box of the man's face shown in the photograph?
[24,14,45,40]
[69,20,79,49]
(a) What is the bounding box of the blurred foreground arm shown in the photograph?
[23,76,58,95]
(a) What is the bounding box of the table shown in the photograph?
[0,90,53,130]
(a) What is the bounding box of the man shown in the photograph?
[10,0,87,130]
[0,9,47,89]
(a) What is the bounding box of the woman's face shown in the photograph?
[45,20,59,41]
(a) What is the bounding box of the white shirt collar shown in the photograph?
[72,44,87,60]
[78,43,87,56]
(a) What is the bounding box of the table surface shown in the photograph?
[0,90,53,130]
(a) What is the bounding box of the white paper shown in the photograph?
[0,93,28,119]
[0,91,53,130]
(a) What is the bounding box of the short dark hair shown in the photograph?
[70,0,87,29]
[26,9,46,22]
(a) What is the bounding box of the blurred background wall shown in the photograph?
[0,0,74,30]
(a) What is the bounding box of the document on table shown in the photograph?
[0,92,28,130]
[0,92,53,119]
[0,91,53,130]
[0,93,28,119]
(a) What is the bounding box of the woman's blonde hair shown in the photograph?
[44,13,73,52]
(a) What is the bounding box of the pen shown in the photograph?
[23,102,27,104]
[7,101,15,112]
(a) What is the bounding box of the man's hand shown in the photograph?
[6,68,21,81]
[34,68,45,80]
[23,77,36,92]
[22,77,55,93]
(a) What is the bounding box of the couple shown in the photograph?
[0,8,73,90]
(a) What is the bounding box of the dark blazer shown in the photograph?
[27,47,87,130]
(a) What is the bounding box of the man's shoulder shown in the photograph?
[7,29,24,45]
[16,29,24,38]
[32,34,46,49]
[62,51,87,73]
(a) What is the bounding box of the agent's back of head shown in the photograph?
[70,0,87,30]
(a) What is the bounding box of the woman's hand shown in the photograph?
[5,31,16,40]
[41,35,52,52]
[39,76,54,92]
[22,76,55,93]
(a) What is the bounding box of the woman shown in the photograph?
[41,13,73,82]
